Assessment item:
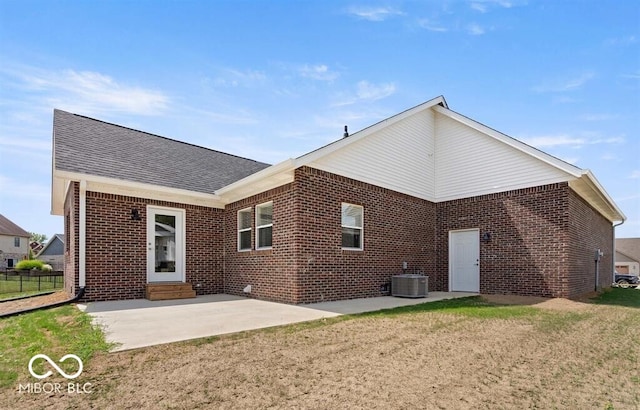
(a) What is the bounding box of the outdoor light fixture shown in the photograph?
[131,208,141,221]
[482,232,492,242]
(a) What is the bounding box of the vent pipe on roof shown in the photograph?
[343,125,349,138]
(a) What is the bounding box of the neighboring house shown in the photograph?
[51,96,626,303]
[29,241,44,255]
[0,214,30,269]
[37,234,65,271]
[615,238,640,276]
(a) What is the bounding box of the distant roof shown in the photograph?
[616,238,640,263]
[53,110,271,194]
[37,234,65,257]
[0,214,30,237]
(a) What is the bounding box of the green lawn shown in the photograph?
[0,274,63,300]
[0,305,112,389]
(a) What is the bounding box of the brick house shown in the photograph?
[51,96,625,303]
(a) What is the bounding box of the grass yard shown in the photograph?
[0,274,64,300]
[1,289,639,409]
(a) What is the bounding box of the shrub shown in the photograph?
[15,259,45,271]
[41,264,53,272]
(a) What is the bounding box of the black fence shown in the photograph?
[0,269,64,295]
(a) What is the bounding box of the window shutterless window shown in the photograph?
[341,203,363,250]
[256,202,273,249]
[14,237,20,247]
[237,208,252,251]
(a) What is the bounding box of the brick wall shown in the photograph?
[224,167,437,304]
[224,183,299,303]
[436,183,571,297]
[82,191,223,302]
[294,167,436,303]
[65,172,614,303]
[567,189,614,297]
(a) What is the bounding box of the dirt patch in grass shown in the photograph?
[4,297,639,409]
[482,294,595,312]
[0,291,71,316]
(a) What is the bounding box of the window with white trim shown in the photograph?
[14,237,20,247]
[256,202,273,249]
[237,208,252,251]
[341,203,363,250]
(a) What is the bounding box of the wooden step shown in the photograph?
[145,282,196,301]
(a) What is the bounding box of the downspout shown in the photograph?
[79,180,87,291]
[612,220,625,285]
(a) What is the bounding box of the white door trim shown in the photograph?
[147,205,186,283]
[448,228,480,292]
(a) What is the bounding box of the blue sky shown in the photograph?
[0,0,638,240]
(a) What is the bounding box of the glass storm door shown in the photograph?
[147,206,185,282]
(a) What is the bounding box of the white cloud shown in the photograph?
[356,80,396,101]
[211,68,267,87]
[0,174,50,201]
[534,72,596,93]
[298,64,340,81]
[332,80,397,107]
[467,23,486,35]
[6,67,170,116]
[470,3,488,13]
[605,35,637,47]
[417,19,448,32]
[630,170,640,179]
[470,0,521,12]
[621,71,640,79]
[0,136,50,151]
[346,6,404,21]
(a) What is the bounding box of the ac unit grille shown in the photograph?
[392,275,428,298]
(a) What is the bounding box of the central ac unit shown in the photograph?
[392,274,428,298]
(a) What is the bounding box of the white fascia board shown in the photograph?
[297,96,447,166]
[53,170,224,209]
[432,105,583,178]
[215,158,296,200]
[576,170,626,222]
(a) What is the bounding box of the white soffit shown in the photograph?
[52,170,224,215]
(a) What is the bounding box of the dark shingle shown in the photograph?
[0,214,30,237]
[53,110,270,194]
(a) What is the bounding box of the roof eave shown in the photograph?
[571,170,626,223]
[52,170,225,214]
[215,159,297,204]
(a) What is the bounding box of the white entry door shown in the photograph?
[449,229,480,292]
[147,206,185,282]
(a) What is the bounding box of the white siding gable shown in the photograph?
[434,112,570,200]
[308,109,437,200]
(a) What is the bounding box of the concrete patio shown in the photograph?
[78,292,478,351]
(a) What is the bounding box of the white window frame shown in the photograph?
[14,237,20,247]
[256,201,273,250]
[237,207,252,252]
[341,203,364,251]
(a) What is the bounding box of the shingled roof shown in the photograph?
[53,110,270,194]
[0,214,30,237]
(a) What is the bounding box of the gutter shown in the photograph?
[0,287,85,319]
